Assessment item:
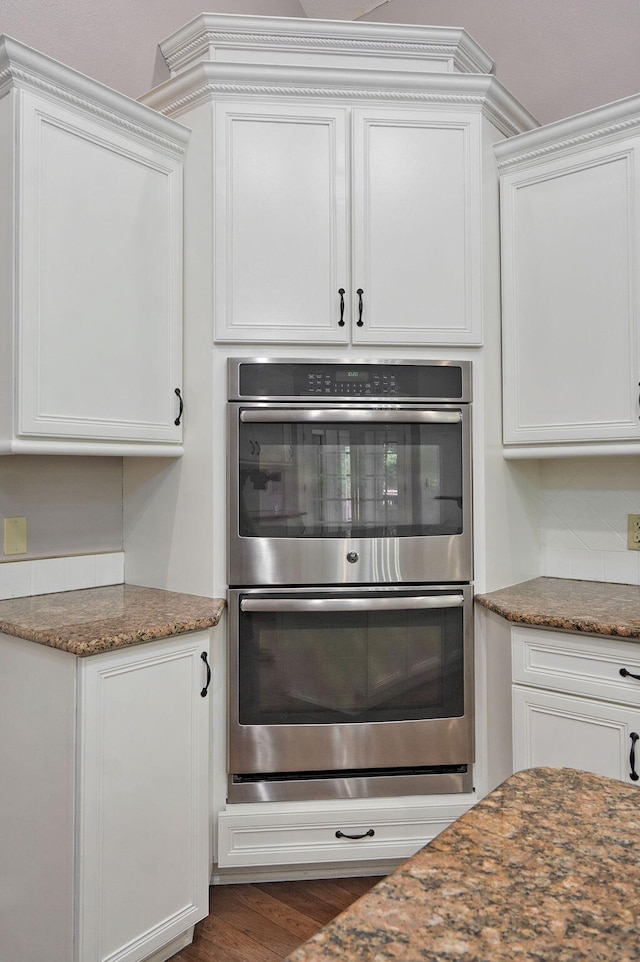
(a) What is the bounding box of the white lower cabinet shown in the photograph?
[512,627,640,786]
[218,796,475,871]
[0,631,211,962]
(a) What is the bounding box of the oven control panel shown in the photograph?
[231,360,470,402]
[306,369,397,396]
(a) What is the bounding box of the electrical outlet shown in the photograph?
[628,514,640,551]
[3,517,27,555]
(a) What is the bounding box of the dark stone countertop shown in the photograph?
[285,766,640,962]
[476,576,640,640]
[0,584,225,656]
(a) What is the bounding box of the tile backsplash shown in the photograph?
[540,458,640,585]
[0,552,124,600]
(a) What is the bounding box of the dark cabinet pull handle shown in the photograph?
[356,288,364,327]
[630,732,639,781]
[620,668,640,681]
[200,651,211,697]
[338,288,345,327]
[174,388,184,426]
[335,828,374,840]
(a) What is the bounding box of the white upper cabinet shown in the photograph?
[0,37,189,456]
[141,14,536,347]
[214,101,481,345]
[497,98,640,456]
[214,101,349,343]
[350,107,482,346]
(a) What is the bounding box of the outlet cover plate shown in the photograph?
[3,517,27,555]
[627,514,640,551]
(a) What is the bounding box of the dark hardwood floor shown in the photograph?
[172,877,382,962]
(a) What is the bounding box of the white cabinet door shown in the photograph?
[214,102,482,346]
[351,108,482,346]
[16,91,184,446]
[214,102,349,343]
[77,633,210,962]
[513,685,640,785]
[500,136,640,447]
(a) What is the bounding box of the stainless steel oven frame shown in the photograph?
[227,357,472,588]
[227,584,474,803]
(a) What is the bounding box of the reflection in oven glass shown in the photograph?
[238,420,461,539]
[238,607,464,726]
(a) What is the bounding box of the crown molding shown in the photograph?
[158,13,494,77]
[0,34,189,156]
[141,62,537,139]
[495,92,640,171]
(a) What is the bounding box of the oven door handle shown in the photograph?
[239,409,462,424]
[240,595,465,613]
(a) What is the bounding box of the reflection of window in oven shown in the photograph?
[360,428,400,531]
[310,427,352,532]
[419,444,442,526]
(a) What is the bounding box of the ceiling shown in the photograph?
[299,0,389,20]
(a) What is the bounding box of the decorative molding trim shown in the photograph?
[503,442,640,459]
[142,65,537,138]
[0,36,189,156]
[496,94,640,171]
[158,15,494,77]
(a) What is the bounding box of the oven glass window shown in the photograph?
[238,601,464,725]
[238,420,462,538]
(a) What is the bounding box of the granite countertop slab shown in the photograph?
[476,576,640,640]
[0,584,225,656]
[285,766,640,962]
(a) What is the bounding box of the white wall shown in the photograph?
[0,0,305,100]
[0,457,122,560]
[539,458,640,585]
[4,0,640,122]
[361,0,640,124]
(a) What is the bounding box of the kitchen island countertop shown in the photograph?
[284,766,640,961]
[0,583,225,656]
[476,576,640,640]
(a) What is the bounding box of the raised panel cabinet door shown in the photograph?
[214,102,349,343]
[351,107,482,345]
[513,685,640,786]
[76,633,210,962]
[501,141,640,444]
[17,91,183,442]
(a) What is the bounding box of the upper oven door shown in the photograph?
[228,404,472,586]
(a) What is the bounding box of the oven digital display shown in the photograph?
[335,370,369,382]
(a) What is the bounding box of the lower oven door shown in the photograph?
[227,585,474,801]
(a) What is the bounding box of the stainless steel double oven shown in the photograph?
[227,358,474,802]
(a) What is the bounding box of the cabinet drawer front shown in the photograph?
[513,685,640,784]
[512,627,640,705]
[218,800,473,868]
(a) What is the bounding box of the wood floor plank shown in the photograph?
[330,875,383,899]
[190,915,282,962]
[253,881,342,926]
[169,876,384,962]
[288,878,364,913]
[208,885,319,955]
